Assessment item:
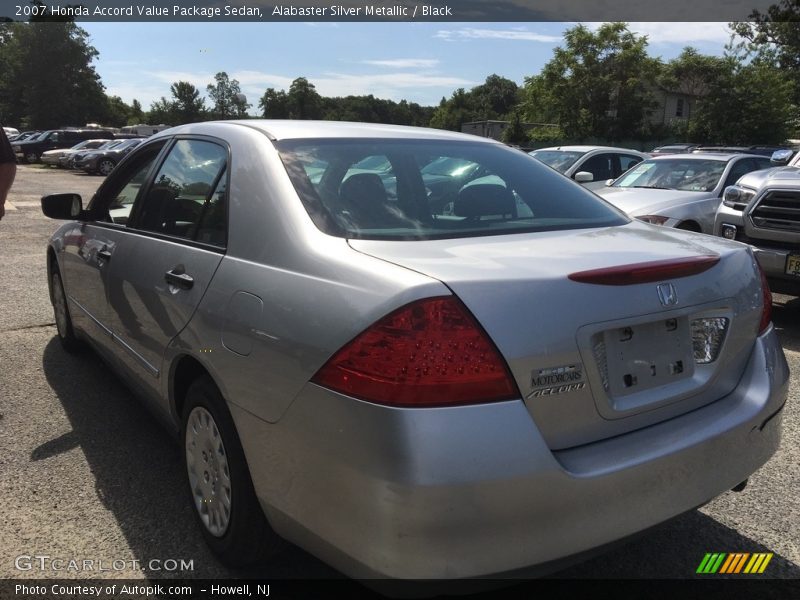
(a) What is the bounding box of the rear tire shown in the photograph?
[97,159,116,176]
[181,375,283,567]
[51,268,83,353]
[25,151,39,163]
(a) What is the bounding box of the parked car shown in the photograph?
[3,126,19,138]
[715,148,800,295]
[74,137,145,175]
[7,130,40,143]
[529,145,649,189]
[650,143,698,155]
[41,139,115,167]
[41,120,786,580]
[67,139,124,169]
[693,145,795,158]
[12,128,115,163]
[595,153,773,233]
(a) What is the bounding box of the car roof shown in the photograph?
[154,120,502,143]
[534,145,645,153]
[646,152,764,162]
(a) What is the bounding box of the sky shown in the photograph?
[81,22,734,113]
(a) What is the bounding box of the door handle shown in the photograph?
[165,268,194,290]
[97,248,112,261]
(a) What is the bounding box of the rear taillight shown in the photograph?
[568,255,720,285]
[311,296,519,407]
[757,261,772,335]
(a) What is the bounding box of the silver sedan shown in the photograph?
[42,121,788,579]
[595,153,774,233]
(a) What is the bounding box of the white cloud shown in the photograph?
[581,22,732,46]
[435,27,563,43]
[361,59,440,69]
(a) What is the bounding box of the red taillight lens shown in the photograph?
[311,296,520,407]
[757,261,772,335]
[568,255,720,285]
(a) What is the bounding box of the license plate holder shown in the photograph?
[785,254,800,277]
[604,317,694,398]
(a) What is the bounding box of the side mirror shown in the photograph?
[771,149,793,165]
[41,193,83,220]
[574,171,594,183]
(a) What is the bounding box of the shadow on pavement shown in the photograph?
[40,336,340,580]
[771,294,800,354]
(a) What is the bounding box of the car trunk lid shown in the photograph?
[348,222,763,449]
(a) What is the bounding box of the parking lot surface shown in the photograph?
[1,165,798,581]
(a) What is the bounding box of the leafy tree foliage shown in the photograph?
[731,1,800,104]
[0,21,107,129]
[171,81,206,123]
[207,72,249,120]
[429,75,520,131]
[521,23,659,142]
[259,88,290,118]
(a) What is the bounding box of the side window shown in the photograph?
[92,142,166,226]
[194,170,227,247]
[617,154,644,176]
[135,139,228,243]
[722,159,754,189]
[578,154,614,181]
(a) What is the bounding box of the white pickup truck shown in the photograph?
[715,149,800,295]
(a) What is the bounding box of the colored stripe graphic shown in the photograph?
[697,552,773,574]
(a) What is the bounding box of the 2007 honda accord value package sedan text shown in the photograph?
[41,121,788,580]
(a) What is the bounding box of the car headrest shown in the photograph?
[454,184,515,218]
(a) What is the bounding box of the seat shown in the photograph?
[453,184,517,220]
[339,173,394,228]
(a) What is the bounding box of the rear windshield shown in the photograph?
[277,139,627,241]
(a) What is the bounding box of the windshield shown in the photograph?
[278,139,627,241]
[529,150,586,174]
[613,158,727,192]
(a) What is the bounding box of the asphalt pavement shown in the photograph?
[0,165,798,584]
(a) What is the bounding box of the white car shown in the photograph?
[529,145,649,190]
[40,139,116,167]
[596,153,774,233]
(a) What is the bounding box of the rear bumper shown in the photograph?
[753,247,800,296]
[231,329,788,579]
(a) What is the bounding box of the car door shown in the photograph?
[101,137,229,402]
[575,153,616,190]
[60,140,168,355]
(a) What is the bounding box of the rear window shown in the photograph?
[277,139,627,241]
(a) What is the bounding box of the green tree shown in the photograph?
[170,81,205,123]
[731,1,800,104]
[429,75,520,131]
[146,97,177,126]
[521,23,660,141]
[129,99,145,124]
[287,77,323,119]
[103,95,133,127]
[0,21,107,128]
[258,88,289,118]
[207,71,247,119]
[501,111,528,145]
[688,62,793,144]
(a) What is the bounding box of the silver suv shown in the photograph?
[715,149,800,295]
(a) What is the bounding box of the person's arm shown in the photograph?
[0,127,17,220]
[0,161,17,220]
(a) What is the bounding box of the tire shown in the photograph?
[676,221,701,233]
[97,159,116,176]
[181,376,283,567]
[51,268,83,353]
[25,151,39,163]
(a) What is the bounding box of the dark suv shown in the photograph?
[12,129,115,163]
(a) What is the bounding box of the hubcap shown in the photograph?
[53,274,68,338]
[99,160,114,175]
[185,406,232,537]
